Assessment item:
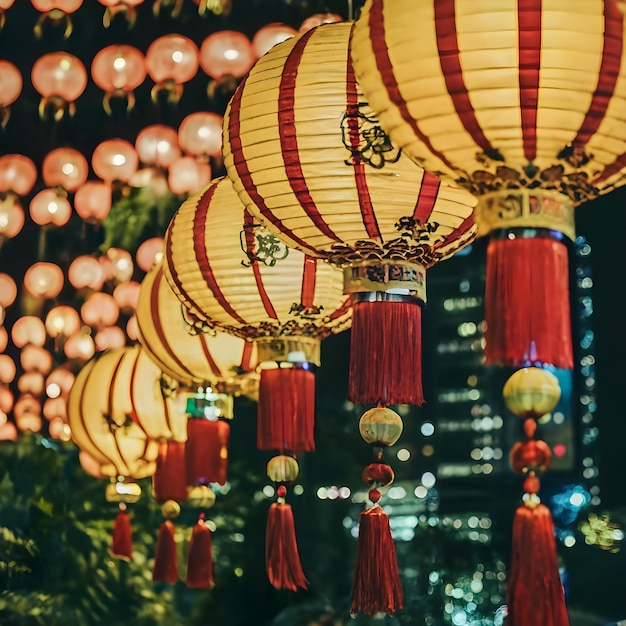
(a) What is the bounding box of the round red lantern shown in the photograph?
[0,196,24,241]
[42,147,88,192]
[177,112,223,160]
[91,44,146,114]
[106,247,134,282]
[0,354,16,384]
[299,13,342,33]
[63,331,95,361]
[81,292,120,328]
[94,325,127,351]
[251,23,297,58]
[0,154,37,196]
[167,157,211,196]
[0,272,17,307]
[20,344,53,374]
[45,305,80,338]
[135,125,181,169]
[136,237,164,272]
[91,138,139,183]
[113,280,140,311]
[199,31,255,80]
[74,181,112,223]
[68,255,104,290]
[29,189,72,227]
[31,52,87,119]
[24,262,64,299]
[0,60,22,128]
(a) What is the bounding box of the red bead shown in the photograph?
[368,488,381,503]
[510,439,552,475]
[276,485,287,498]
[523,418,537,438]
[361,463,395,487]
[523,474,541,494]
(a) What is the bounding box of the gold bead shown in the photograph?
[266,455,299,483]
[358,407,403,446]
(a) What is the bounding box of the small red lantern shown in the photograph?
[29,189,72,227]
[0,61,22,128]
[42,147,89,192]
[252,23,297,58]
[74,182,112,223]
[24,262,65,299]
[91,138,139,183]
[177,112,223,160]
[199,31,255,80]
[135,125,180,169]
[0,154,37,197]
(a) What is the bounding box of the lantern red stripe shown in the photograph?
[433,214,475,254]
[193,185,247,325]
[346,26,381,240]
[367,0,456,172]
[412,171,440,223]
[227,76,320,255]
[164,225,205,327]
[279,30,343,244]
[433,0,495,155]
[149,266,193,378]
[328,297,352,322]
[301,256,317,309]
[199,334,224,380]
[243,210,278,320]
[574,1,623,146]
[240,339,255,372]
[594,150,626,184]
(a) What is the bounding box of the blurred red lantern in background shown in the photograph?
[251,23,297,58]
[24,262,65,299]
[91,44,146,114]
[94,325,127,351]
[136,237,163,272]
[112,280,140,311]
[68,255,105,290]
[42,147,89,192]
[199,30,255,80]
[29,189,73,227]
[74,181,112,223]
[167,156,211,196]
[81,292,120,328]
[45,304,81,338]
[97,0,145,29]
[135,125,180,169]
[0,61,22,128]
[12,316,47,348]
[63,331,95,361]
[146,34,199,103]
[0,154,37,197]
[0,273,17,307]
[0,196,25,242]
[299,13,342,32]
[105,247,134,282]
[0,355,16,384]
[32,0,83,39]
[91,138,139,183]
[177,112,223,160]
[31,52,87,120]
[20,344,53,374]
[0,326,7,352]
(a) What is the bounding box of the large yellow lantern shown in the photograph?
[351,0,626,370]
[222,21,476,408]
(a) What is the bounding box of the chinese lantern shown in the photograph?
[0,61,22,128]
[164,176,351,591]
[168,157,212,196]
[20,345,53,374]
[136,237,164,272]
[46,305,80,341]
[0,354,16,384]
[0,273,17,308]
[42,147,89,192]
[24,262,64,299]
[74,182,112,223]
[0,196,24,243]
[91,139,139,184]
[81,292,120,328]
[29,189,72,227]
[145,34,199,104]
[112,280,140,312]
[299,13,342,33]
[31,52,87,120]
[11,316,46,348]
[68,255,105,290]
[199,31,255,81]
[135,125,181,169]
[32,0,82,39]
[0,154,37,197]
[251,23,297,58]
[502,367,568,626]
[94,326,127,351]
[63,331,95,361]
[223,21,476,408]
[351,0,626,370]
[91,45,146,114]
[177,112,223,161]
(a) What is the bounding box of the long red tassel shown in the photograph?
[265,501,308,591]
[152,520,178,584]
[258,367,315,453]
[185,418,230,486]
[485,236,573,369]
[186,513,214,589]
[348,298,423,406]
[110,505,132,561]
[351,504,403,616]
[153,440,188,503]
[507,503,569,626]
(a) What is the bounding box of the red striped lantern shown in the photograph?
[222,21,476,408]
[164,175,351,591]
[351,0,626,369]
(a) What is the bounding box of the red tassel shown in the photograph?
[265,502,308,591]
[185,418,230,486]
[348,298,424,406]
[258,367,315,453]
[186,513,214,589]
[507,503,569,626]
[110,505,132,561]
[485,236,573,369]
[351,505,403,616]
[153,440,188,503]
[152,520,179,584]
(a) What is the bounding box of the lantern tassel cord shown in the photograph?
[152,520,179,584]
[351,504,403,616]
[265,501,308,591]
[186,513,214,589]
[507,503,569,626]
[485,235,573,369]
[348,298,424,406]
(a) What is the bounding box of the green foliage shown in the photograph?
[99,185,182,254]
